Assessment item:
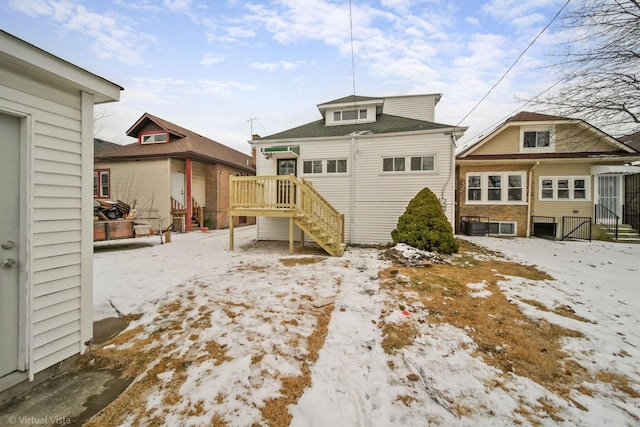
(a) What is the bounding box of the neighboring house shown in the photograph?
[456,112,640,240]
[94,113,256,233]
[620,130,640,152]
[229,94,466,255]
[0,31,121,393]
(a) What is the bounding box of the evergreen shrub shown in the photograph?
[391,187,458,254]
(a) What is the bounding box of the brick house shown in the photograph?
[456,112,640,240]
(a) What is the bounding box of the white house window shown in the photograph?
[467,175,482,201]
[303,160,323,174]
[466,172,526,204]
[383,155,437,173]
[410,156,435,171]
[327,159,347,173]
[140,132,169,144]
[539,176,589,201]
[520,126,555,153]
[334,109,368,121]
[94,169,110,198]
[382,157,405,172]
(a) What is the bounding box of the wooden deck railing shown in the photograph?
[171,197,205,230]
[229,174,345,256]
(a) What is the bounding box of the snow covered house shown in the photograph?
[0,31,121,392]
[229,94,466,255]
[456,112,640,241]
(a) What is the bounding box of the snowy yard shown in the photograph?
[88,226,640,426]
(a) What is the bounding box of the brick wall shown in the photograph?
[456,164,531,237]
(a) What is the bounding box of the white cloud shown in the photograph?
[249,60,304,72]
[9,0,156,65]
[200,52,224,67]
[481,0,559,22]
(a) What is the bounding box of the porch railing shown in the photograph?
[170,197,204,230]
[229,174,345,256]
[594,203,619,239]
[561,216,592,241]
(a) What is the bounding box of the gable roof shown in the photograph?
[95,113,255,172]
[259,114,457,141]
[620,130,640,152]
[457,111,634,158]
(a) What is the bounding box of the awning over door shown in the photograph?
[261,145,300,159]
[591,165,640,175]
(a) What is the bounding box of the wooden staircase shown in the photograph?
[228,174,346,256]
[170,197,205,232]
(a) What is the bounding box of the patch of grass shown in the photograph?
[378,243,600,420]
[279,256,327,266]
[381,321,420,353]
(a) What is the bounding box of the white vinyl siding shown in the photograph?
[1,33,120,384]
[255,130,455,245]
[382,94,437,122]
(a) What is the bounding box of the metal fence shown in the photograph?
[561,216,592,241]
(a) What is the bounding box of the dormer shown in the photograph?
[317,96,383,127]
[126,112,186,145]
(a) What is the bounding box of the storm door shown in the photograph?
[277,159,297,206]
[597,175,623,217]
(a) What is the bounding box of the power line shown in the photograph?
[455,0,572,130]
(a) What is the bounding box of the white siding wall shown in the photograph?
[383,95,437,122]
[254,131,455,245]
[1,70,87,374]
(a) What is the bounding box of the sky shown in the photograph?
[0,0,575,155]
[77,228,640,425]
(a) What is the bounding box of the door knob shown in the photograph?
[1,241,15,250]
[1,259,17,269]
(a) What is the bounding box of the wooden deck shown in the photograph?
[228,175,345,256]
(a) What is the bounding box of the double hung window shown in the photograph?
[466,172,525,204]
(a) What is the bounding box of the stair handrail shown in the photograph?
[192,197,204,227]
[594,203,619,239]
[290,175,344,247]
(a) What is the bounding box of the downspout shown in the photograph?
[349,135,356,243]
[526,161,539,237]
[444,131,459,226]
[186,158,193,232]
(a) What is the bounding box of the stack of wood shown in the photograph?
[94,200,137,221]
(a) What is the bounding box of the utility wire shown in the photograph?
[455,0,572,130]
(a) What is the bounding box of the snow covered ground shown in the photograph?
[92,227,640,426]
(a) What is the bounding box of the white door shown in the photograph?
[0,113,21,378]
[172,171,185,206]
[597,175,623,217]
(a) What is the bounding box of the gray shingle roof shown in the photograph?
[260,114,455,140]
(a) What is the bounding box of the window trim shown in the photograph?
[94,169,110,198]
[519,125,555,153]
[381,155,438,174]
[139,131,169,145]
[465,171,527,204]
[302,160,323,174]
[538,176,590,201]
[301,159,349,175]
[326,159,348,174]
